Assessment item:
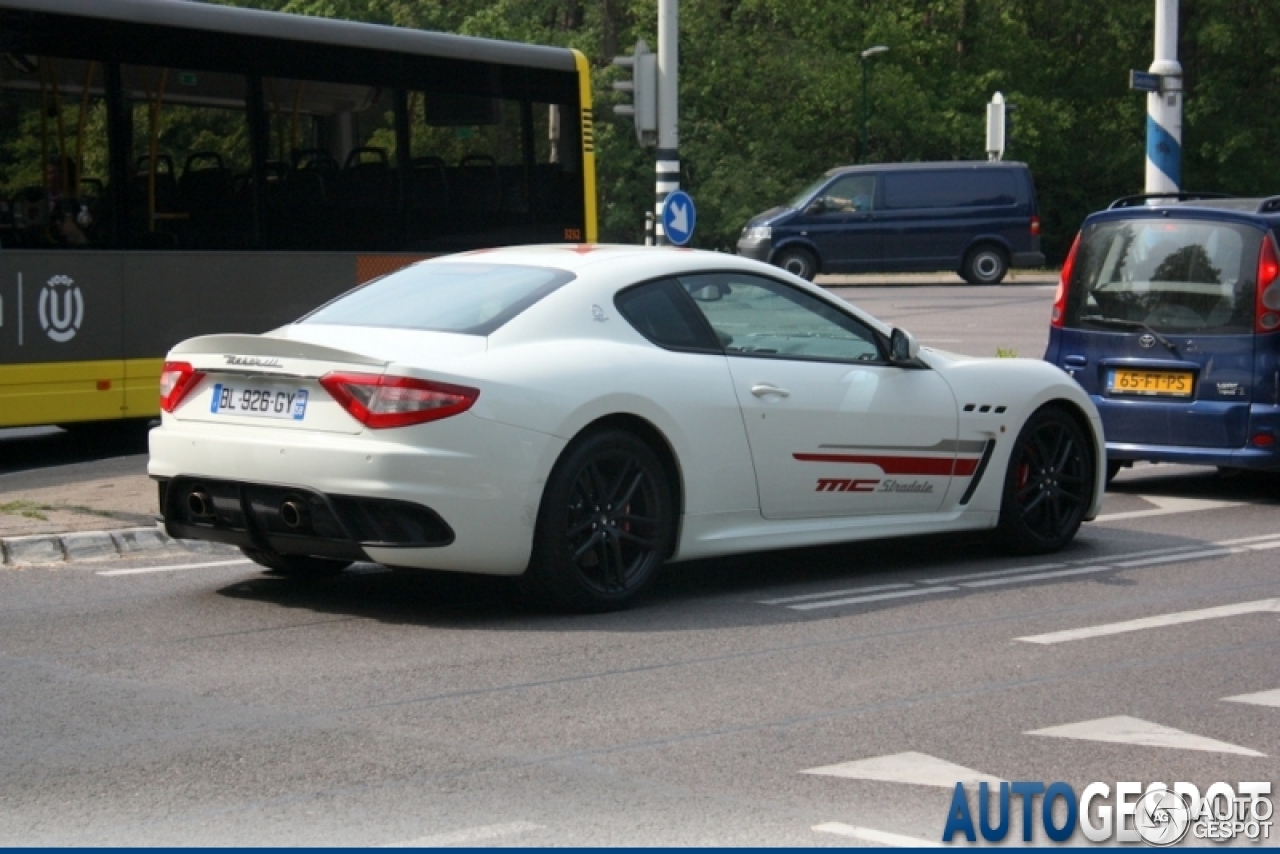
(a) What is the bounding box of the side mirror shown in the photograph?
[889,327,920,364]
[804,198,826,215]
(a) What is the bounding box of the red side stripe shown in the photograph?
[793,453,980,477]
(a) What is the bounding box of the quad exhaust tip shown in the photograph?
[280,499,307,529]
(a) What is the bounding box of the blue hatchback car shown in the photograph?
[1044,193,1280,479]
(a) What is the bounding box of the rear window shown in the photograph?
[299,262,573,335]
[882,170,1017,210]
[1064,219,1260,334]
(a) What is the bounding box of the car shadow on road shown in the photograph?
[212,522,1204,632]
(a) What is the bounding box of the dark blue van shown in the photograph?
[1044,194,1280,479]
[736,161,1044,283]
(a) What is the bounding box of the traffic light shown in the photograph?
[613,38,657,146]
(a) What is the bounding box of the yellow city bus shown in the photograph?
[0,0,597,428]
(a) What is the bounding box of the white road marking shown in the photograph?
[1027,715,1265,757]
[960,565,1111,588]
[1094,495,1242,523]
[813,822,943,847]
[1222,688,1280,708]
[915,562,1065,584]
[97,558,252,577]
[759,582,913,605]
[1016,598,1280,644]
[382,820,544,847]
[787,586,957,610]
[802,751,1001,789]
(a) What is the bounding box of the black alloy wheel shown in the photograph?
[996,406,1095,554]
[528,430,674,612]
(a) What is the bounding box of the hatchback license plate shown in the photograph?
[1107,369,1193,397]
[211,383,309,419]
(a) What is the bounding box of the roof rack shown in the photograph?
[1107,192,1235,210]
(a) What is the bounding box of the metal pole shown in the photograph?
[860,59,867,164]
[1146,0,1182,193]
[654,0,678,245]
[858,46,888,166]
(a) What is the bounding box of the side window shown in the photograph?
[676,273,883,362]
[814,175,875,214]
[615,279,721,352]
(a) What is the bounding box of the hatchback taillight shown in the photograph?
[159,361,205,412]
[1051,232,1081,328]
[319,372,479,429]
[1256,234,1280,333]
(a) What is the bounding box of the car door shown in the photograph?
[677,272,961,520]
[793,174,881,273]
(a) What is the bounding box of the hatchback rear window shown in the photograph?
[1064,219,1260,334]
[299,262,574,335]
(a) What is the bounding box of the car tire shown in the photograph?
[961,245,1008,285]
[996,406,1095,554]
[240,546,350,578]
[773,247,818,281]
[526,429,675,612]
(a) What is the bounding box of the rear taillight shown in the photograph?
[1256,235,1280,333]
[319,372,479,429]
[159,361,205,412]
[1030,215,1041,237]
[1051,232,1081,328]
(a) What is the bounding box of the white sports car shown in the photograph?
[148,245,1105,610]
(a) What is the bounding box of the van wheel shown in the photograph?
[961,245,1008,285]
[774,248,818,281]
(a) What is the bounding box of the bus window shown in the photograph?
[119,64,250,250]
[262,76,397,251]
[0,54,110,249]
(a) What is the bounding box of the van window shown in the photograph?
[1064,219,1257,334]
[813,175,875,213]
[882,171,1017,210]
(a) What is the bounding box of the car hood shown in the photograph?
[747,205,792,227]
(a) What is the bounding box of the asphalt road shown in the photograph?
[1,283,1276,847]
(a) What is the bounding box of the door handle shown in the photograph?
[751,383,790,398]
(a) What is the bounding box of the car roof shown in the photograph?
[824,160,1030,178]
[437,244,764,275]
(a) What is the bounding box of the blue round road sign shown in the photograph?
[661,190,696,246]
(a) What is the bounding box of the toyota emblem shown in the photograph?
[1138,333,1156,349]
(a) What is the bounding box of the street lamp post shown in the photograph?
[859,44,889,163]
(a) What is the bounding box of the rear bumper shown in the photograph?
[1011,250,1046,268]
[1106,442,1280,470]
[148,414,565,574]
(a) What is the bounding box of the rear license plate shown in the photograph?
[1107,369,1194,397]
[210,383,309,420]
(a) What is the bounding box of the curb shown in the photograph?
[0,525,238,567]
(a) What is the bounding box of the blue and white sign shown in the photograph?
[661,190,696,246]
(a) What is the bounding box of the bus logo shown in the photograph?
[38,275,84,343]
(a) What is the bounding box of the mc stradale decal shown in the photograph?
[798,440,987,493]
[223,355,282,368]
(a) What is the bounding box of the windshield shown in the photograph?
[299,262,574,335]
[786,175,832,210]
[1064,219,1261,334]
